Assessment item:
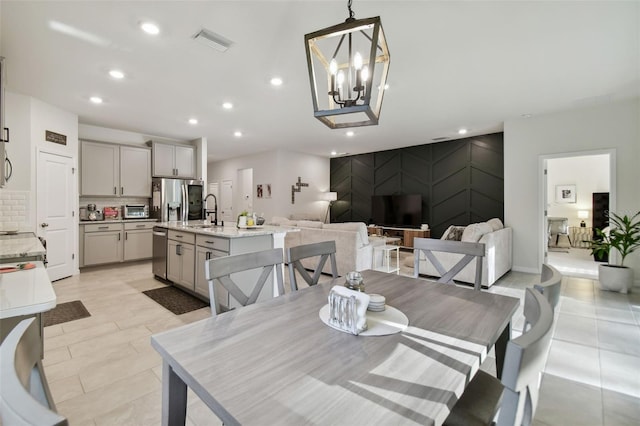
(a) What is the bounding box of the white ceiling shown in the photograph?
[1,1,638,162]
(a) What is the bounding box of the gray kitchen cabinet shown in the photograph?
[81,141,119,196]
[195,235,230,298]
[81,141,151,197]
[83,223,123,266]
[120,146,152,197]
[152,142,195,178]
[123,222,154,261]
[167,230,195,289]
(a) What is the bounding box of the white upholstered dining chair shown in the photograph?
[444,288,555,426]
[413,237,485,291]
[535,264,562,312]
[0,317,68,426]
[205,248,285,316]
[286,240,338,291]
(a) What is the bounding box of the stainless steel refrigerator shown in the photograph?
[151,178,204,222]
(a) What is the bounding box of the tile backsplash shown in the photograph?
[0,190,30,232]
[80,197,150,218]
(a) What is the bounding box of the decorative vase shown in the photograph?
[597,264,633,294]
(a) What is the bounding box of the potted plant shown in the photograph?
[591,211,640,293]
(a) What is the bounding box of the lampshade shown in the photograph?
[322,192,338,202]
[578,210,589,219]
[304,1,390,129]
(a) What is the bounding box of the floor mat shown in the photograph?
[143,286,208,315]
[43,300,91,327]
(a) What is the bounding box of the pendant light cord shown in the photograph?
[347,0,355,20]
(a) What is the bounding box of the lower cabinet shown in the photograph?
[167,231,195,290]
[195,245,228,298]
[123,222,154,261]
[83,224,123,266]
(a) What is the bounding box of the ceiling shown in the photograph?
[1,1,638,162]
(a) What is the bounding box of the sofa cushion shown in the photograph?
[461,222,493,242]
[487,218,504,231]
[270,216,296,226]
[442,225,466,241]
[297,220,323,229]
[324,222,369,245]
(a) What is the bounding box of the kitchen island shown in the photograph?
[154,222,297,309]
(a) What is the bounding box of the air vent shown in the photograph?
[193,28,233,52]
[432,137,449,142]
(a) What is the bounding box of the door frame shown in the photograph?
[538,148,617,271]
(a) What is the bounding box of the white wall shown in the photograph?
[547,154,609,227]
[505,98,640,281]
[79,124,182,146]
[208,149,330,221]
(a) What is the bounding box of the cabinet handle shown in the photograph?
[98,226,108,230]
[176,244,182,255]
[205,251,211,260]
[205,240,214,244]
[114,187,117,195]
[121,187,124,195]
[175,235,183,238]
[136,224,145,228]
[125,232,128,240]
[118,233,121,241]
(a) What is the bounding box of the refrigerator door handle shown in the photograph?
[182,183,188,222]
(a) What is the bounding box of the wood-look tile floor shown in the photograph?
[44,257,640,425]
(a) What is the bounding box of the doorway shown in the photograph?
[540,150,615,278]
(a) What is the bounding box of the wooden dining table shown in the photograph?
[151,270,519,426]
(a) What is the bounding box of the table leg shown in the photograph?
[494,321,511,380]
[162,360,187,426]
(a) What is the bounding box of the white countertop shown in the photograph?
[0,233,47,261]
[155,221,299,239]
[79,218,158,224]
[0,261,56,319]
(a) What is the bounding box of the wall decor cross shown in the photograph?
[291,176,309,204]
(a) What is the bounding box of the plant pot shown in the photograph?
[598,264,633,294]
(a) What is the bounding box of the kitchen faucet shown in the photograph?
[203,194,218,225]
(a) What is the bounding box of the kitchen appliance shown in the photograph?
[151,178,204,222]
[124,204,149,219]
[152,226,168,279]
[79,206,88,221]
[86,204,103,221]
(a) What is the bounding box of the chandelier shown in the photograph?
[304,0,390,129]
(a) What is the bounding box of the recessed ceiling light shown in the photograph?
[188,118,198,125]
[140,22,160,35]
[109,69,125,79]
[331,151,337,156]
[458,128,468,135]
[346,131,354,137]
[90,96,103,104]
[223,102,233,109]
[234,131,242,137]
[270,77,283,86]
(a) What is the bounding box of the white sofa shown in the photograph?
[270,217,383,276]
[413,218,512,287]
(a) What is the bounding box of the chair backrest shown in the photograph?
[0,318,68,426]
[535,264,562,312]
[286,240,338,291]
[547,217,569,234]
[413,237,485,291]
[497,288,554,426]
[205,248,285,316]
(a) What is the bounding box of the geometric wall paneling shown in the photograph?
[330,132,504,235]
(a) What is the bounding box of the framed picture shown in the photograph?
[265,183,272,198]
[256,184,264,199]
[556,184,576,203]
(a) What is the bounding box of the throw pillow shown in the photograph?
[444,226,466,241]
[487,218,504,231]
[461,222,493,242]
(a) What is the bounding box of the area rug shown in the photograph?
[43,300,91,327]
[143,286,208,315]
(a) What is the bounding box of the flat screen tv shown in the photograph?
[371,194,422,227]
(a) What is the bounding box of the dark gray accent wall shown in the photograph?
[330,133,504,238]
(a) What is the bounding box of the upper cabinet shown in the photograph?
[81,140,151,197]
[152,142,195,179]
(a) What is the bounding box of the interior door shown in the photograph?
[221,179,233,223]
[37,151,75,281]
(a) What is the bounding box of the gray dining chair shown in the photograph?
[286,240,338,291]
[205,248,285,316]
[413,237,485,291]
[0,317,68,426]
[535,264,562,311]
[444,288,554,426]
[547,217,571,247]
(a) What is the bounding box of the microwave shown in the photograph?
[124,204,149,219]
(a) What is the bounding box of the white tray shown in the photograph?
[319,304,409,336]
[237,225,264,229]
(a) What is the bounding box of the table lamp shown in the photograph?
[578,210,589,227]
